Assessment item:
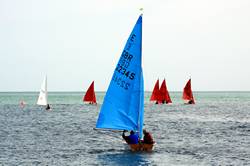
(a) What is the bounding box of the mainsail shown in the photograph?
[159,79,172,104]
[150,79,160,101]
[182,78,195,104]
[37,76,48,106]
[96,15,144,139]
[83,81,97,104]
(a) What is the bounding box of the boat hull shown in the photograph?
[129,143,155,152]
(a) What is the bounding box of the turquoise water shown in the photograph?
[0,92,249,165]
[1,91,249,104]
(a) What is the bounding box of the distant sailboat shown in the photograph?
[83,81,97,104]
[182,78,195,104]
[159,79,172,104]
[37,76,51,110]
[96,15,154,151]
[150,79,160,103]
[19,100,26,108]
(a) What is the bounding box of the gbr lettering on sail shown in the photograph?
[112,34,137,90]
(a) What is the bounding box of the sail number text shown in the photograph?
[115,50,135,80]
[115,64,135,80]
[113,48,136,90]
[121,50,133,62]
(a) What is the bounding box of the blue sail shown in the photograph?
[96,15,144,139]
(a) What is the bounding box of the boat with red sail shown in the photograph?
[182,78,195,104]
[83,81,97,104]
[159,79,172,104]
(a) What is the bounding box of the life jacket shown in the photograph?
[143,132,154,144]
[128,134,139,144]
[123,133,139,144]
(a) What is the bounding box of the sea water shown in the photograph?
[0,92,249,165]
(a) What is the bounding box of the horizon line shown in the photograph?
[0,90,250,93]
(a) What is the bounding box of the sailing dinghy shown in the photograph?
[182,78,195,104]
[83,81,97,104]
[19,100,26,108]
[150,79,172,104]
[159,79,172,104]
[96,15,154,151]
[37,76,51,110]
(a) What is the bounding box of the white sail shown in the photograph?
[37,76,48,106]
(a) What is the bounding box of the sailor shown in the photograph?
[19,100,26,108]
[122,130,139,144]
[142,129,154,144]
[188,100,194,104]
[45,104,51,110]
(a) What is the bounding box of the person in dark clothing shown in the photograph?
[142,129,154,144]
[188,100,194,104]
[45,104,51,110]
[122,130,139,144]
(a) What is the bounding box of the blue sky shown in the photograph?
[0,0,250,91]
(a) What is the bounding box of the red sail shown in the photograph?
[83,81,97,104]
[182,79,195,104]
[150,79,160,101]
[159,79,172,104]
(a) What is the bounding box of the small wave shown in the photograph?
[88,148,123,154]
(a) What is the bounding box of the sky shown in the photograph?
[0,0,250,91]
